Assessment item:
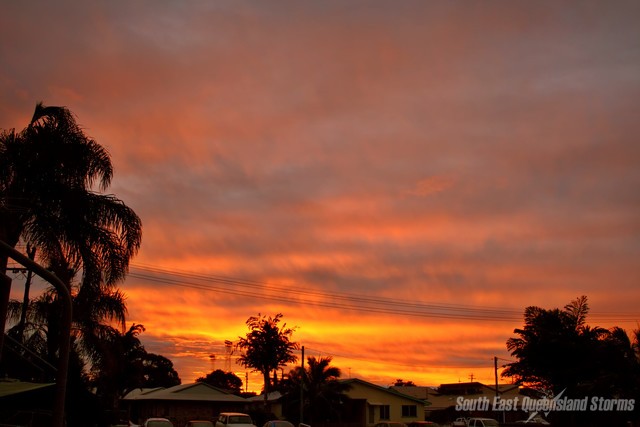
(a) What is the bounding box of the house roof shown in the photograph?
[0,380,55,398]
[247,391,283,402]
[426,382,525,411]
[389,386,434,401]
[340,378,429,405]
[436,382,520,397]
[122,382,248,402]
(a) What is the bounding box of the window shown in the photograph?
[401,405,417,418]
[380,405,390,420]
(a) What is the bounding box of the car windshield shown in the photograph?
[229,416,252,424]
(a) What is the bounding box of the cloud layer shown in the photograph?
[2,0,640,387]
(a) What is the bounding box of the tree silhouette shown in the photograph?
[285,356,351,424]
[89,323,180,410]
[503,296,640,426]
[196,369,243,394]
[394,379,417,387]
[237,313,298,407]
[0,102,142,357]
[503,296,610,394]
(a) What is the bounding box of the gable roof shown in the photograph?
[0,380,55,398]
[122,382,247,402]
[340,378,428,405]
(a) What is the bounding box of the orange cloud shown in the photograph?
[2,0,639,391]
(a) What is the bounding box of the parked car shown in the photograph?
[144,419,174,427]
[466,418,498,427]
[215,413,256,427]
[186,422,215,427]
[263,421,295,427]
[452,418,468,427]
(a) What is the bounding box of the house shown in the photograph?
[387,382,542,424]
[338,378,427,427]
[419,382,533,424]
[247,391,284,419]
[121,382,250,426]
[251,378,426,427]
[388,385,435,420]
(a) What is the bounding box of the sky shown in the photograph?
[1,1,640,391]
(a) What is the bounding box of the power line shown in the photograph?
[126,263,640,324]
[300,346,500,370]
[127,265,519,322]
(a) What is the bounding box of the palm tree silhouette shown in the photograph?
[287,356,351,424]
[0,102,142,360]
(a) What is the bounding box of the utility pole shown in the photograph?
[494,356,499,399]
[300,346,305,424]
[495,356,505,424]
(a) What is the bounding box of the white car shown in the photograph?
[144,419,174,427]
[263,421,294,427]
[215,413,256,427]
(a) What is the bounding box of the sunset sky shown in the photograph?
[2,1,640,391]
